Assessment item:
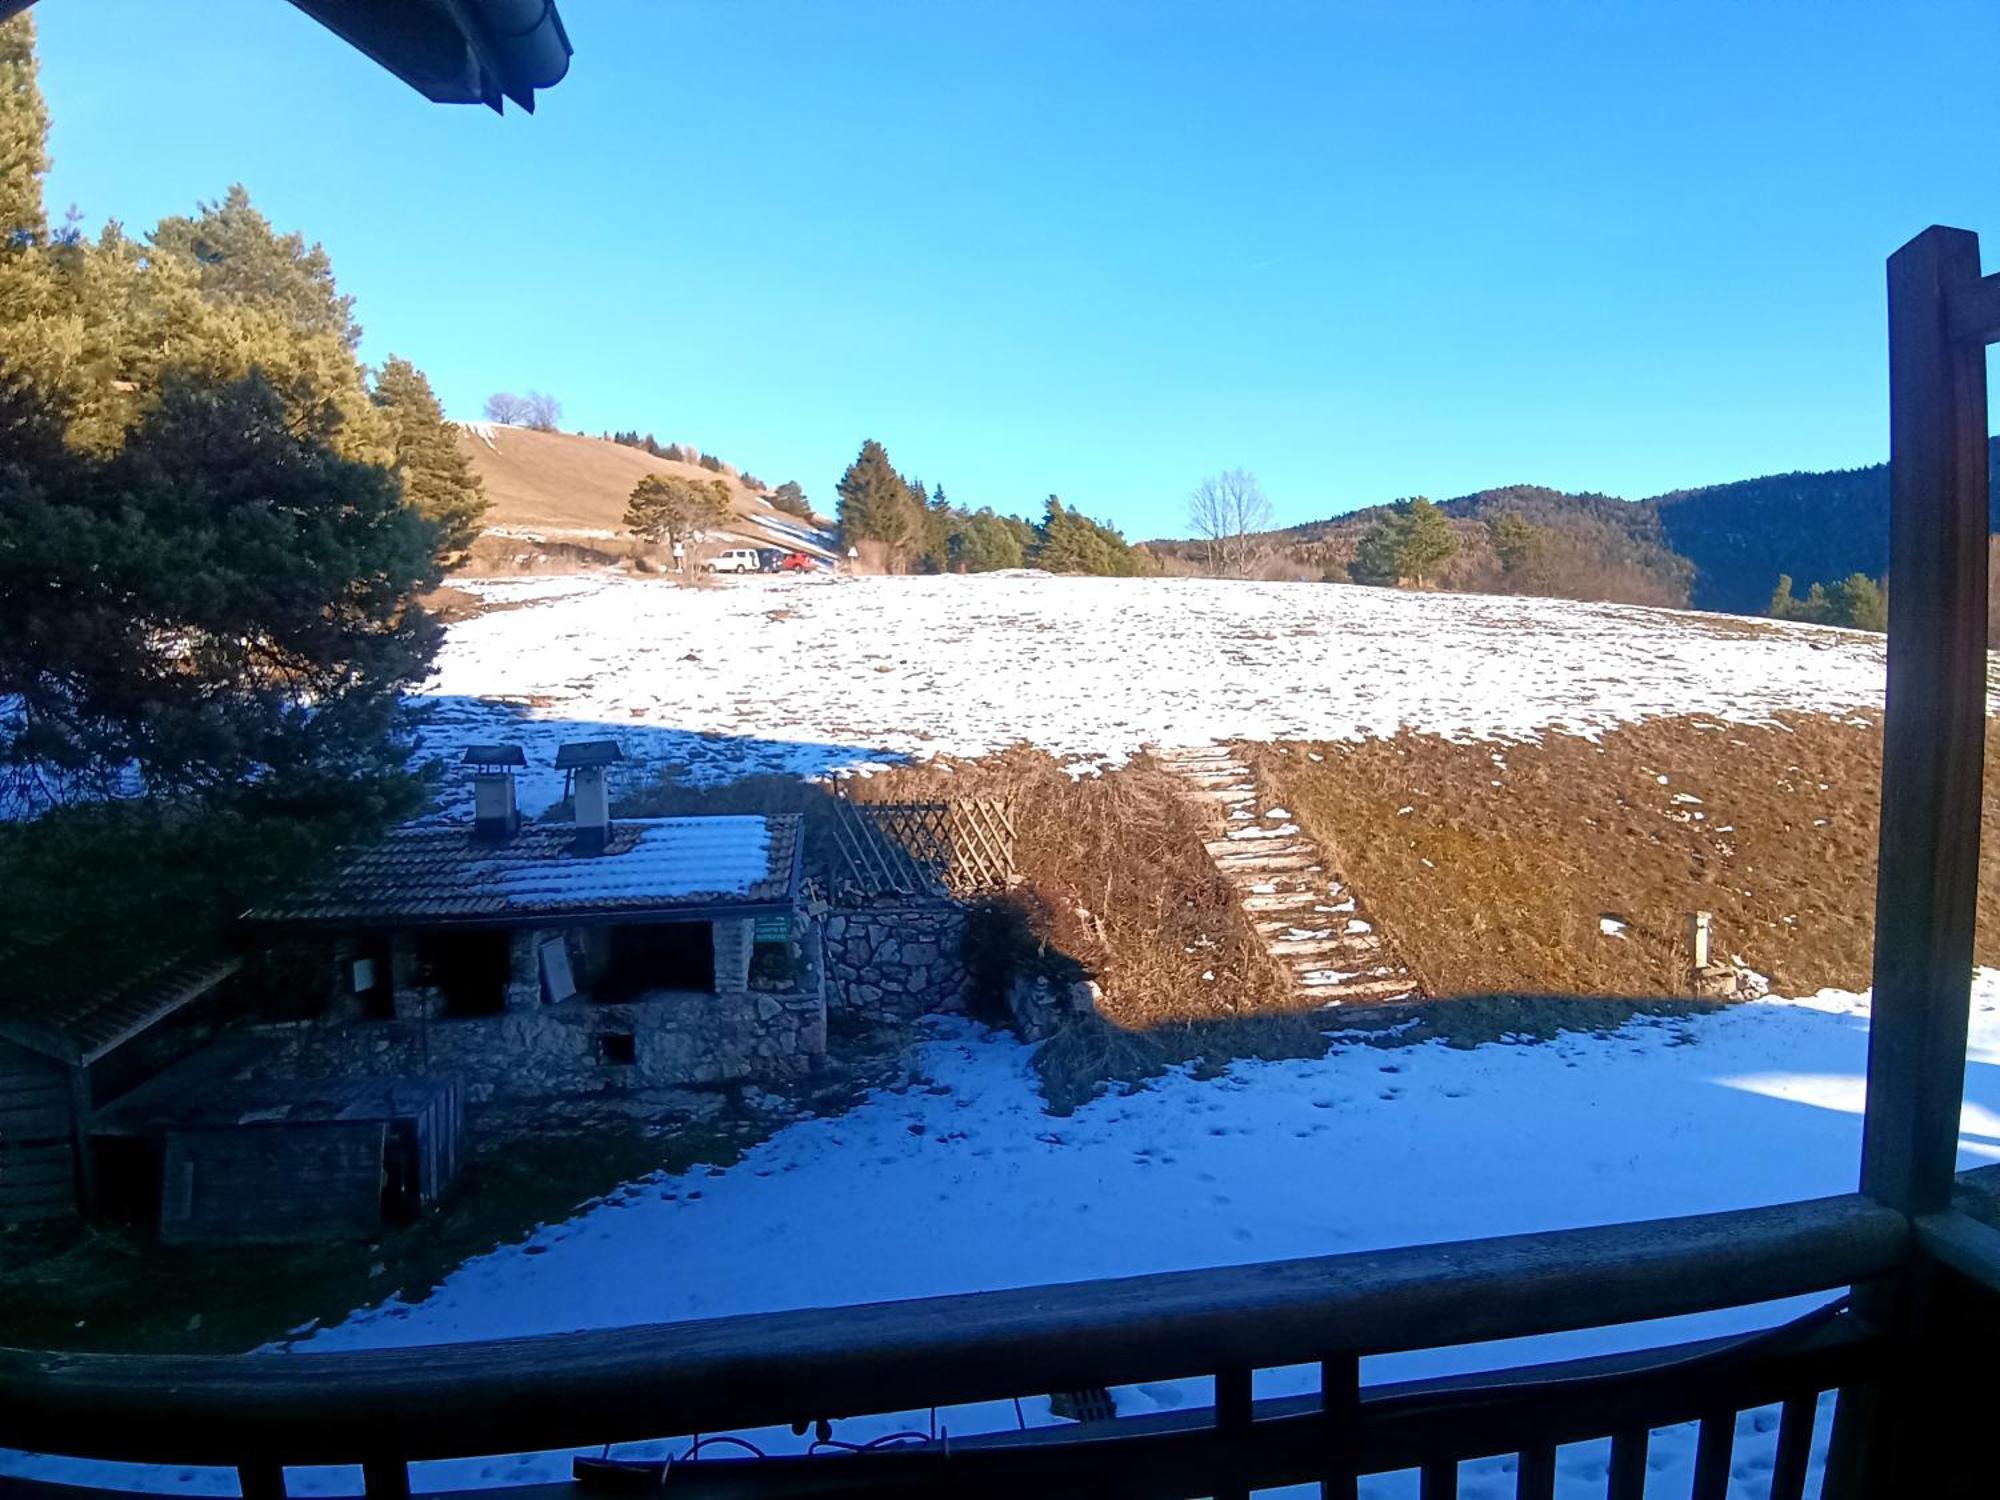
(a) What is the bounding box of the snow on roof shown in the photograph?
[248,815,798,927]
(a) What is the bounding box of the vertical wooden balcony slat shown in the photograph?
[1689,1410,1735,1500]
[1770,1394,1817,1500]
[1606,1428,1648,1500]
[1514,1442,1556,1500]
[1318,1354,1360,1500]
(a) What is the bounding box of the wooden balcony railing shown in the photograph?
[3,224,2000,1498]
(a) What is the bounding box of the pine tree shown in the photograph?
[1396,497,1458,584]
[836,439,923,566]
[624,473,730,549]
[1351,497,1459,587]
[951,508,1026,572]
[0,373,442,804]
[1487,511,1547,589]
[0,14,48,247]
[373,355,487,567]
[769,480,813,521]
[1833,573,1888,632]
[151,184,358,349]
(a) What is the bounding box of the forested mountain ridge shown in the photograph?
[1155,441,2000,619]
[1650,439,2000,612]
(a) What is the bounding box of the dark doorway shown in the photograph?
[599,922,714,999]
[353,934,394,1019]
[415,931,510,1017]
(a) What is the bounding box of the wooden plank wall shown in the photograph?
[159,1121,387,1247]
[0,1042,76,1224]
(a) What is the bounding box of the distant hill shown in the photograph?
[1154,441,2000,618]
[1652,439,2000,612]
[455,424,836,571]
[1155,483,1693,607]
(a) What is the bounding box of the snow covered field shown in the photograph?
[17,976,2000,1499]
[419,572,1894,811]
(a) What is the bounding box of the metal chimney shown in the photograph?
[556,740,624,853]
[462,745,526,843]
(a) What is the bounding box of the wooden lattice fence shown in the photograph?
[825,795,1017,901]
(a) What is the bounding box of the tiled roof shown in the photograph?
[246,814,800,928]
[0,954,242,1066]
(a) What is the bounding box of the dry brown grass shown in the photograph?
[851,752,1296,1031]
[617,752,1294,1033]
[454,426,822,574]
[1245,712,2000,1000]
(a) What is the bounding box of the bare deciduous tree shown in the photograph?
[522,390,562,432]
[483,391,531,425]
[483,390,562,431]
[1187,469,1272,576]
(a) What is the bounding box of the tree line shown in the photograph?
[0,14,480,1003]
[834,438,1152,575]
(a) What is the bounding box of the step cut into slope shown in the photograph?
[1154,745,1421,1007]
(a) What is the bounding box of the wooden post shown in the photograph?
[1828,224,1991,1500]
[1859,223,1988,1218]
[1687,911,1712,971]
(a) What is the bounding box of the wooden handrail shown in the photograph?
[0,1195,1906,1469]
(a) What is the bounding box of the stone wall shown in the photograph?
[280,913,827,1109]
[822,902,971,1020]
[252,983,825,1107]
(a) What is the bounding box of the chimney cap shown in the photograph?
[462,744,527,768]
[555,740,624,769]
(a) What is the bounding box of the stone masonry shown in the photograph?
[822,902,971,1020]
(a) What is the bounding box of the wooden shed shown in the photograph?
[0,955,240,1228]
[100,1067,464,1246]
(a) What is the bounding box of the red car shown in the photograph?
[776,552,819,573]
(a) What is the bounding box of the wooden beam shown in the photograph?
[1860,224,1990,1218]
[1947,270,2000,346]
[1913,1208,2000,1294]
[0,1196,1904,1469]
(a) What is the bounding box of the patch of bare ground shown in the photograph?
[1244,710,2000,1001]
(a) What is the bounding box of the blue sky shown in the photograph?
[33,1,2000,535]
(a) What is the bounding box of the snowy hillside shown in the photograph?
[420,572,1897,811]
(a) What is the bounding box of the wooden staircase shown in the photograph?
[1154,745,1421,1007]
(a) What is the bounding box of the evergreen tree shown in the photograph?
[0,15,48,246]
[1030,496,1143,575]
[950,508,1027,572]
[1397,497,1458,584]
[0,373,441,805]
[624,472,731,549]
[1833,573,1888,632]
[836,438,923,566]
[1769,571,1888,632]
[1351,497,1459,586]
[769,480,813,521]
[1488,511,1548,589]
[151,184,360,350]
[372,355,487,566]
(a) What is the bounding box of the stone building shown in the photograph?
[244,744,826,1107]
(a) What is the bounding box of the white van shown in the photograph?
[704,548,761,574]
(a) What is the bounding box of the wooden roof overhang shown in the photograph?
[0,954,242,1069]
[0,1,573,114]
